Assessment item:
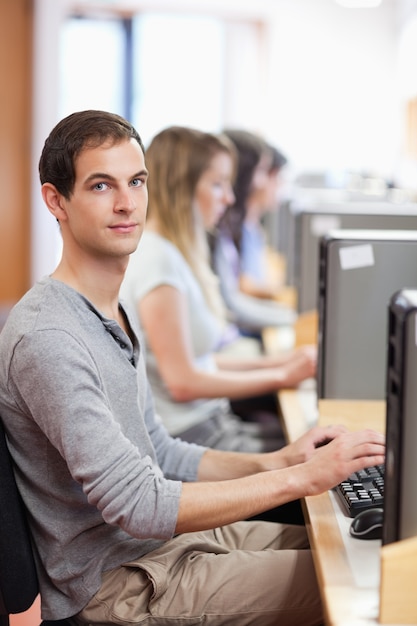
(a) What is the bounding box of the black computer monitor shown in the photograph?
[383,289,417,545]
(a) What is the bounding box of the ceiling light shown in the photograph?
[335,0,382,7]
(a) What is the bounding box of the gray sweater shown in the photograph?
[0,277,206,620]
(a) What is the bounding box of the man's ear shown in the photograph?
[41,183,68,222]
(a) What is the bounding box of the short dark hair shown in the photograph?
[269,144,288,172]
[39,110,145,199]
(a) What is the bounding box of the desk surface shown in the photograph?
[300,396,385,626]
[264,319,417,625]
[279,390,414,626]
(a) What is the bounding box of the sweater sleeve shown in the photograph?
[214,234,297,331]
[7,328,185,540]
[143,380,207,481]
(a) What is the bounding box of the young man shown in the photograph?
[0,110,385,625]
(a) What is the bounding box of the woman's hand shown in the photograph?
[277,345,317,388]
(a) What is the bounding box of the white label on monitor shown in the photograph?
[310,215,341,236]
[339,244,375,270]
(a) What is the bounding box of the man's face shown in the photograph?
[58,138,148,264]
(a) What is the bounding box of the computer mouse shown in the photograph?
[349,507,384,540]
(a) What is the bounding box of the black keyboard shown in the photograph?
[334,464,385,517]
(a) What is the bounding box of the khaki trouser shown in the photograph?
[75,521,323,626]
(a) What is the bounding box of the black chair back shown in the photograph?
[0,418,71,626]
[0,418,39,623]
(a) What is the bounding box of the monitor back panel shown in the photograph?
[317,230,417,400]
[287,199,417,312]
[383,289,417,545]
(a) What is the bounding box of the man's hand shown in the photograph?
[291,428,386,497]
[263,424,349,469]
[179,426,385,533]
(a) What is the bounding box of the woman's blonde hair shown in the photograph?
[145,126,236,319]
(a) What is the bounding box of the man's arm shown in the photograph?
[143,381,206,481]
[175,426,385,533]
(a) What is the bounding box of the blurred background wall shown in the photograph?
[0,0,32,314]
[2,0,417,308]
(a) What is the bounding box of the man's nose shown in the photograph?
[115,187,135,212]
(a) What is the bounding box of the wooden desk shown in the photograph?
[262,309,318,353]
[306,399,385,626]
[263,322,417,624]
[279,392,417,626]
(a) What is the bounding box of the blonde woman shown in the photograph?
[121,125,316,457]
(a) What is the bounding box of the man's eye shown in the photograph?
[131,178,143,187]
[94,182,108,191]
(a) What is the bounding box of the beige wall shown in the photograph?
[0,0,33,308]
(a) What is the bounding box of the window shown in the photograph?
[59,11,263,145]
[131,13,225,146]
[59,16,126,118]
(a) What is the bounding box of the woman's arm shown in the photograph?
[138,285,315,402]
[239,273,279,300]
[213,234,296,330]
[215,344,317,372]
